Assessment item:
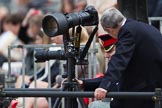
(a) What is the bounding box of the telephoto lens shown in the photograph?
[42,5,98,37]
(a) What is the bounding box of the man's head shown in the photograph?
[101,7,125,38]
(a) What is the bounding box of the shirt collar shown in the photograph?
[121,18,127,27]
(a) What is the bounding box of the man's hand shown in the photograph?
[94,88,107,100]
[75,79,84,89]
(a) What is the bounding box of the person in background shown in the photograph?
[89,34,117,108]
[0,5,9,34]
[61,0,87,13]
[22,35,64,108]
[18,8,43,44]
[15,29,47,88]
[13,12,45,87]
[19,9,44,76]
[0,13,24,67]
[61,0,74,13]
[98,34,117,61]
[74,0,87,12]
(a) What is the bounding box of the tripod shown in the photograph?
[52,44,88,108]
[51,25,98,108]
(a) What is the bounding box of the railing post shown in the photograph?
[153,88,162,108]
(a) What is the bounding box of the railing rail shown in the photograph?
[0,88,162,108]
[2,89,154,98]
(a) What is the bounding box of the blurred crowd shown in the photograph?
[0,0,117,108]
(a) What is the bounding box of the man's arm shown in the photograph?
[99,29,135,91]
[83,77,102,91]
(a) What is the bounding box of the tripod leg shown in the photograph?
[53,97,62,108]
[53,86,66,108]
[75,85,88,108]
[53,94,77,108]
[66,97,78,108]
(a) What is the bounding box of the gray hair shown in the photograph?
[101,7,125,29]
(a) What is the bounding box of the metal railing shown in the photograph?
[3,43,99,108]
[0,88,162,108]
[148,17,162,33]
[7,44,65,108]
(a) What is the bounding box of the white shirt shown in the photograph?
[121,18,127,27]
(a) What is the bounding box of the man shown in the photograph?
[81,7,162,108]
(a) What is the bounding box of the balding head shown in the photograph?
[101,7,125,30]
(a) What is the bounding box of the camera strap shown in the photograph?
[74,26,82,53]
[80,26,98,60]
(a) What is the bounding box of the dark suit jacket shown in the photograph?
[84,19,162,108]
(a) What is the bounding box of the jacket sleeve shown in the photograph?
[99,29,135,91]
[83,77,102,91]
